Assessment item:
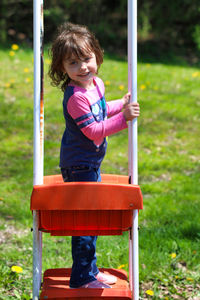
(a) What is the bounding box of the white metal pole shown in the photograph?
[33,0,44,298]
[128,0,139,299]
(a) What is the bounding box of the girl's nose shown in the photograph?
[80,62,87,70]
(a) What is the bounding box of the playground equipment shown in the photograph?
[31,0,143,299]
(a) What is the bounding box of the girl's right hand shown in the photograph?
[122,92,131,108]
[123,102,140,121]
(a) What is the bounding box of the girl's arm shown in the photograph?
[106,99,123,117]
[67,95,127,144]
[67,93,139,145]
[82,112,127,141]
[106,92,130,117]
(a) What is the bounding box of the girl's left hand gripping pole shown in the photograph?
[33,0,44,299]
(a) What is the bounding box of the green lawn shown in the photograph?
[0,45,200,299]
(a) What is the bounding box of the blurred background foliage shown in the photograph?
[0,0,200,59]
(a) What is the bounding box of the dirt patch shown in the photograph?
[0,223,29,244]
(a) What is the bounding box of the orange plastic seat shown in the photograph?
[40,268,132,300]
[30,174,143,236]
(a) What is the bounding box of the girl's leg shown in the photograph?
[70,235,98,287]
[61,166,100,288]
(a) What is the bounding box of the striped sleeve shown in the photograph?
[67,94,95,130]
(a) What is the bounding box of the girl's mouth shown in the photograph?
[78,72,90,77]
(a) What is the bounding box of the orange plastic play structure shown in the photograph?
[30,173,143,299]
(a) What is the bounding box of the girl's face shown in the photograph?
[63,52,98,89]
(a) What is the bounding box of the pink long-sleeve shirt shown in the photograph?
[60,76,127,168]
[67,77,127,146]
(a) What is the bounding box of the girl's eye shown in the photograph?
[70,61,77,65]
[85,57,91,62]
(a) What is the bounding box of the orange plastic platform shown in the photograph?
[40,268,132,300]
[31,174,143,299]
[30,174,143,236]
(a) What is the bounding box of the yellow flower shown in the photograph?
[145,289,154,296]
[164,297,169,300]
[153,86,158,91]
[140,84,146,90]
[11,266,23,273]
[25,77,31,83]
[24,68,29,73]
[186,277,194,281]
[118,85,124,90]
[5,83,11,88]
[45,59,51,65]
[105,80,111,86]
[11,44,19,51]
[117,264,125,269]
[5,80,15,88]
[170,253,176,259]
[9,51,15,57]
[192,71,199,78]
[146,63,151,68]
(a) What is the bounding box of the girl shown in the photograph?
[49,22,140,289]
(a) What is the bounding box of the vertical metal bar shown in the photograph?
[32,212,42,300]
[33,0,44,298]
[128,0,139,299]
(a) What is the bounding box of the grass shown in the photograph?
[0,44,200,299]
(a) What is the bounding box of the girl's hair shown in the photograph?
[48,23,104,92]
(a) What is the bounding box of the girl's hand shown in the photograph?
[122,92,131,108]
[123,102,140,121]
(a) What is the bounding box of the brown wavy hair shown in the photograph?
[48,23,104,92]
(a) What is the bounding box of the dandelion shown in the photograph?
[145,289,154,296]
[11,266,23,273]
[10,79,15,84]
[9,51,15,57]
[11,44,19,51]
[192,71,199,78]
[140,84,146,90]
[170,253,176,259]
[105,80,111,86]
[45,59,51,65]
[25,77,31,83]
[118,85,124,91]
[4,83,11,88]
[186,277,194,281]
[117,264,125,269]
[146,63,151,68]
[24,68,30,73]
[164,297,169,300]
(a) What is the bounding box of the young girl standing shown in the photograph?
[49,23,140,289]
